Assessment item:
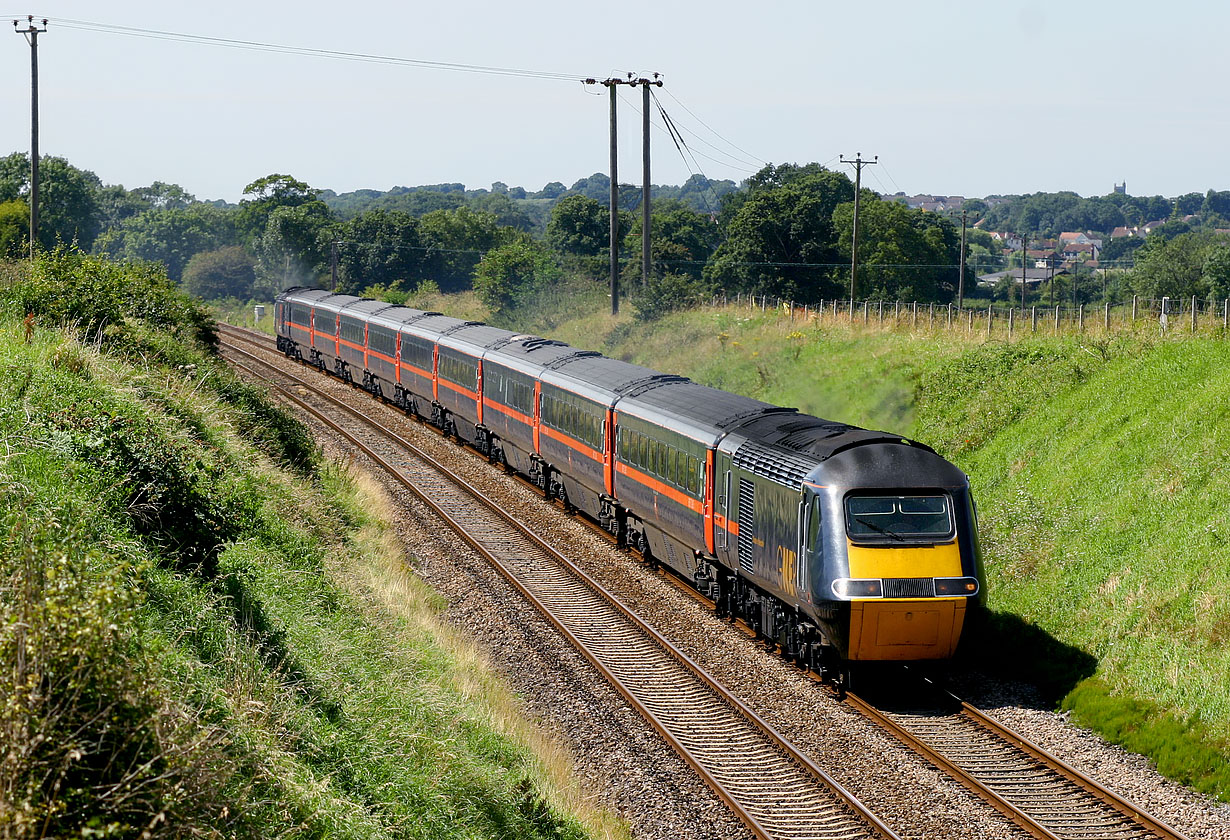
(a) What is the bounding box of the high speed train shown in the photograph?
[275,287,985,682]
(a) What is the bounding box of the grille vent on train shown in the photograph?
[737,479,755,574]
[731,441,813,489]
[882,578,936,598]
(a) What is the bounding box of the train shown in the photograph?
[274,286,985,683]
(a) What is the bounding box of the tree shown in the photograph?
[0,199,28,257]
[255,203,334,294]
[547,194,609,257]
[1202,243,1230,300]
[626,200,719,280]
[94,204,237,282]
[632,272,709,321]
[1129,232,1218,300]
[238,173,324,242]
[703,168,854,302]
[0,153,102,249]
[537,181,566,200]
[334,209,424,294]
[418,206,506,292]
[832,197,959,301]
[181,246,257,300]
[473,239,558,314]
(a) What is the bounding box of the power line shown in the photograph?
[661,88,767,169]
[45,17,584,82]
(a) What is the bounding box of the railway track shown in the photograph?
[217,324,1192,840]
[217,325,900,840]
[845,675,1189,840]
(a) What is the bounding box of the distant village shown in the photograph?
[885,188,1230,290]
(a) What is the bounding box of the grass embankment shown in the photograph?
[478,293,1230,801]
[0,253,618,839]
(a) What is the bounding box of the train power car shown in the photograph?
[275,287,985,680]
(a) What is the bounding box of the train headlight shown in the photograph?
[934,576,980,596]
[831,578,883,599]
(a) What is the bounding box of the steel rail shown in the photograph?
[218,334,901,840]
[845,675,1190,840]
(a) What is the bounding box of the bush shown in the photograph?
[632,272,709,321]
[181,246,257,301]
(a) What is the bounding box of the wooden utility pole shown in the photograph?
[958,210,967,309]
[840,153,877,307]
[608,80,620,315]
[1019,235,1027,311]
[634,75,662,290]
[583,75,635,315]
[14,16,48,261]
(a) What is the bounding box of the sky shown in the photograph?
[2,1,1227,204]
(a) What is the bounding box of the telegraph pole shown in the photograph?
[958,210,967,309]
[840,153,877,307]
[1020,235,1027,311]
[14,16,48,261]
[583,72,661,315]
[635,75,662,290]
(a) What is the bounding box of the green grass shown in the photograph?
[0,253,620,839]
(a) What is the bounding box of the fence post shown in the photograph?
[929,302,935,329]
[947,303,953,328]
[912,301,918,329]
[1054,305,1060,333]
[1079,304,1085,332]
[1031,306,1037,333]
[1224,299,1228,331]
[968,308,973,334]
[1008,306,1014,337]
[1192,295,1198,333]
[987,304,993,336]
[894,301,900,321]
[1132,295,1138,322]
[1105,301,1110,332]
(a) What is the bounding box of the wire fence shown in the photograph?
[708,292,1230,339]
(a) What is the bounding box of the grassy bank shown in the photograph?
[425,289,1230,801]
[0,253,619,839]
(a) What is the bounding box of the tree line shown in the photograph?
[3,150,1228,320]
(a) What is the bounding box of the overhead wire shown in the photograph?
[660,88,767,170]
[42,17,585,82]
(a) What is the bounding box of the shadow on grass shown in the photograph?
[957,608,1099,706]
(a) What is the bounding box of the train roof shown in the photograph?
[367,305,438,330]
[483,337,595,378]
[615,380,787,445]
[302,293,363,314]
[401,313,475,341]
[438,324,517,355]
[339,299,397,319]
[278,287,333,305]
[542,355,680,407]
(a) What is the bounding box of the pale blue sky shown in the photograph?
[3,1,1225,203]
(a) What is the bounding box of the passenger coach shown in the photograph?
[274,287,985,679]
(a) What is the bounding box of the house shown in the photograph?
[1062,241,1098,261]
[976,267,1063,288]
[991,232,1024,251]
[1111,226,1134,239]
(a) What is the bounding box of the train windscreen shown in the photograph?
[844,495,953,542]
